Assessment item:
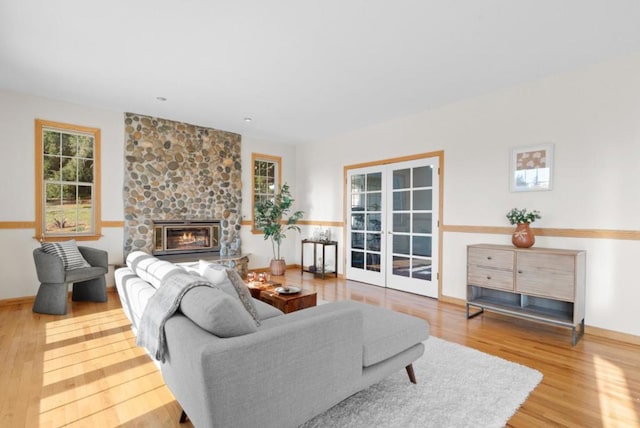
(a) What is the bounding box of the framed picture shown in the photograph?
[510,144,553,192]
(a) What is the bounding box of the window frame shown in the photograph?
[35,119,102,242]
[251,153,281,234]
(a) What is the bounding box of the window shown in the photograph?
[251,153,281,233]
[35,119,101,241]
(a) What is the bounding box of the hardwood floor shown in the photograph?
[1,271,639,427]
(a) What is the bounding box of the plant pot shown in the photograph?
[512,223,535,248]
[270,259,287,276]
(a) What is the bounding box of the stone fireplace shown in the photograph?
[123,113,242,256]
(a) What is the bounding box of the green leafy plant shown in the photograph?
[506,208,541,225]
[254,183,304,260]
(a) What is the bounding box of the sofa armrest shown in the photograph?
[162,305,364,428]
[78,246,108,269]
[33,248,65,283]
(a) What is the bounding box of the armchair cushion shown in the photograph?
[41,240,91,270]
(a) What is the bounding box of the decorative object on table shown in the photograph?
[276,286,301,294]
[506,208,541,248]
[510,143,554,192]
[254,183,304,275]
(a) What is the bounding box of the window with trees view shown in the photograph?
[251,153,281,233]
[35,119,101,241]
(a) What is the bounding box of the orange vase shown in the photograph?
[512,223,535,248]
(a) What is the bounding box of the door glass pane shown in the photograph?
[393,235,410,255]
[351,214,364,230]
[366,233,381,251]
[393,191,410,210]
[351,251,364,269]
[413,166,432,187]
[393,168,410,189]
[392,256,410,277]
[393,213,410,233]
[351,174,365,193]
[366,173,382,191]
[413,189,432,210]
[351,193,364,211]
[366,253,381,272]
[351,232,364,249]
[412,259,432,281]
[413,236,432,257]
[413,213,432,234]
[366,213,381,231]
[366,192,381,211]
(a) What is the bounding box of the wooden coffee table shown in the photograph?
[259,287,317,314]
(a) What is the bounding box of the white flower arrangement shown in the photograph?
[506,208,541,225]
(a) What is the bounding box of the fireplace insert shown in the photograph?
[153,220,221,256]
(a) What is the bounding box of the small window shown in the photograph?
[251,153,281,233]
[35,119,101,241]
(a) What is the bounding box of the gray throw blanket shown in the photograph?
[137,271,211,362]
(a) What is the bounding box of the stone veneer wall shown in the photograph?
[123,113,242,255]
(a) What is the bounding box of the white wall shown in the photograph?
[0,90,125,299]
[239,136,299,270]
[295,53,640,337]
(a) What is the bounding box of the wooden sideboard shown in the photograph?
[466,244,586,345]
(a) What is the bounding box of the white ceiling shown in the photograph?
[2,1,640,144]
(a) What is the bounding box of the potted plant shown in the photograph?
[506,208,541,248]
[254,183,304,275]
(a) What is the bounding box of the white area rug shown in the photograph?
[303,337,543,428]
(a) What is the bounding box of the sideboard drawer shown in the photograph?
[468,247,514,270]
[468,267,514,291]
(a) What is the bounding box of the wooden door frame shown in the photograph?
[343,150,444,297]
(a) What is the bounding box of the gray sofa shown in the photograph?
[115,252,430,428]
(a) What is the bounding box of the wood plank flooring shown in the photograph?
[1,271,639,427]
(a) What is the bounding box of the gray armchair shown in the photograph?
[33,246,108,315]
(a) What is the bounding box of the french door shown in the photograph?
[346,157,439,298]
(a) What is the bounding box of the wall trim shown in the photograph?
[241,219,345,227]
[102,221,125,228]
[442,224,640,240]
[0,221,36,229]
[0,220,123,229]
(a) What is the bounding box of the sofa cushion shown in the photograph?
[126,251,184,289]
[225,268,261,325]
[41,240,91,270]
[198,261,240,297]
[180,286,258,337]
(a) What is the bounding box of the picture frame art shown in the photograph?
[510,143,553,192]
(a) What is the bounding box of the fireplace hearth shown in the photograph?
[153,220,221,256]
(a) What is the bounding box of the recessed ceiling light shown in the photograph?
[156,96,167,102]
[244,117,253,123]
